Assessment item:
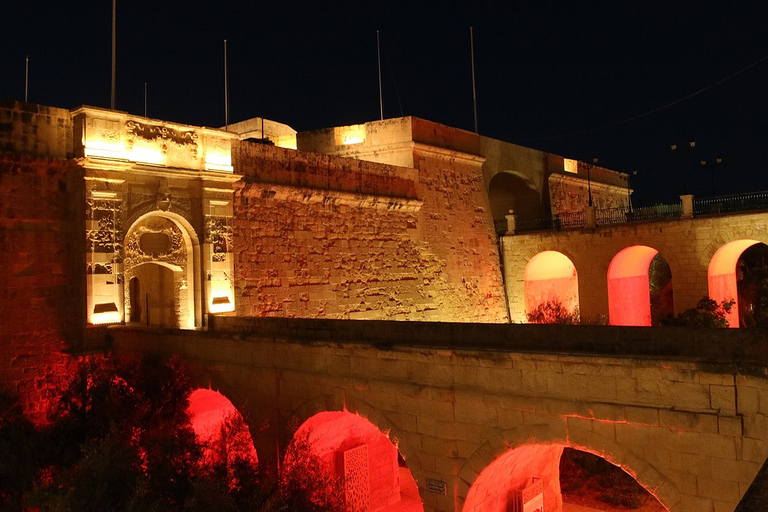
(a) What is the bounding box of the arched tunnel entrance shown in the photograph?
[463,444,667,512]
[286,411,423,512]
[488,172,541,234]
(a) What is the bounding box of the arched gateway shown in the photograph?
[124,212,200,329]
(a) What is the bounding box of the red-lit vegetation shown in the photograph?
[527,299,579,324]
[0,354,341,512]
[524,251,580,321]
[560,449,665,511]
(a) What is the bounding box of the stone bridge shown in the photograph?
[108,318,768,512]
[503,204,768,327]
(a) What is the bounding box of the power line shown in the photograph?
[519,53,768,142]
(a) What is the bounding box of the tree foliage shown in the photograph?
[4,354,342,512]
[663,297,735,328]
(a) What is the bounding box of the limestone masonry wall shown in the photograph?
[233,142,508,322]
[0,154,84,421]
[112,321,768,512]
[504,213,768,322]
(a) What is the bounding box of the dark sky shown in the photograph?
[3,1,768,205]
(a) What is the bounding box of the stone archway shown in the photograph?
[607,245,673,326]
[187,388,258,470]
[124,213,199,329]
[708,239,762,328]
[524,250,579,323]
[286,411,424,512]
[487,172,541,233]
[459,424,678,512]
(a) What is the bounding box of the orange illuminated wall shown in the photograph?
[708,240,760,328]
[607,246,659,326]
[524,251,579,320]
[290,411,421,512]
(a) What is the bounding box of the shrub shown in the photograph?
[663,297,735,328]
[527,299,580,324]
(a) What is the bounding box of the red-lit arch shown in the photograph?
[462,444,669,512]
[459,424,678,511]
[708,239,760,328]
[288,411,423,512]
[524,251,579,322]
[187,388,257,468]
[607,245,660,326]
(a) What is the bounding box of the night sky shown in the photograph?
[2,1,768,205]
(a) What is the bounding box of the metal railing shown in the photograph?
[514,216,555,232]
[506,191,768,235]
[558,211,586,229]
[694,191,768,216]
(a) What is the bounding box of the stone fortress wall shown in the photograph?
[0,100,83,421]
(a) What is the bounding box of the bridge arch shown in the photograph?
[458,423,679,512]
[286,408,424,512]
[187,388,258,469]
[123,211,202,329]
[524,250,579,323]
[288,395,424,477]
[706,239,768,328]
[608,245,674,326]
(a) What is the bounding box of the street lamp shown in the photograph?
[586,157,598,207]
[671,141,696,193]
[627,169,637,213]
[700,157,723,197]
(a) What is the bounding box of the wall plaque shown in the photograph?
[426,479,447,495]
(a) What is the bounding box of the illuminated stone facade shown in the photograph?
[74,106,240,328]
[7,99,768,512]
[502,209,768,325]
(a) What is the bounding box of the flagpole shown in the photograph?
[111,0,116,110]
[377,30,383,120]
[24,55,29,102]
[470,27,478,133]
[224,39,229,129]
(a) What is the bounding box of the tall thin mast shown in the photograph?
[224,39,229,129]
[111,0,116,109]
[144,82,147,117]
[470,27,478,133]
[24,55,29,102]
[377,30,383,120]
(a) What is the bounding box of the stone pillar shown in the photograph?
[585,205,596,228]
[505,210,517,235]
[680,194,694,218]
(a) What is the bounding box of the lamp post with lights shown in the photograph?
[700,157,723,197]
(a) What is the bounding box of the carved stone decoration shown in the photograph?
[86,191,123,258]
[156,182,171,211]
[124,216,186,271]
[124,120,199,159]
[169,196,192,218]
[205,216,233,262]
[339,444,370,512]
